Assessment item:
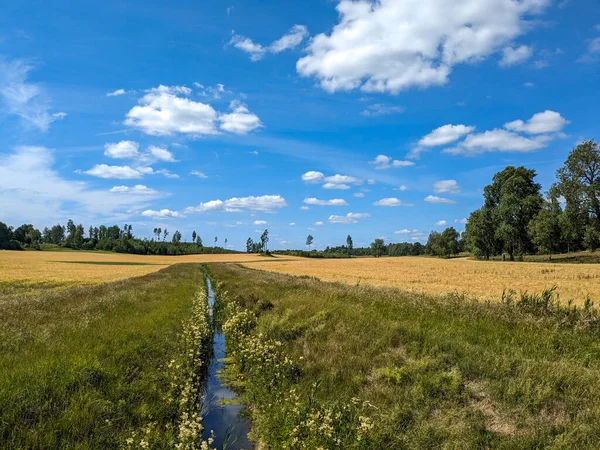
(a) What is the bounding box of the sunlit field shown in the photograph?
[0,250,268,293]
[244,255,600,306]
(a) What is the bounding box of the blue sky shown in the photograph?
[1,0,599,250]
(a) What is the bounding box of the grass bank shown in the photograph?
[0,263,212,449]
[210,263,600,449]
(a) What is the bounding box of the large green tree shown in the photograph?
[484,166,543,260]
[529,201,562,261]
[370,238,385,257]
[556,140,600,234]
[465,208,500,260]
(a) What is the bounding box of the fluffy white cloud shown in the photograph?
[455,218,468,224]
[185,195,287,214]
[190,170,208,178]
[300,206,310,210]
[425,195,457,204]
[253,220,268,225]
[219,101,263,134]
[106,88,127,97]
[125,85,218,136]
[124,85,262,136]
[230,25,308,61]
[418,124,476,147]
[104,141,140,159]
[103,141,177,165]
[109,185,159,195]
[325,174,362,185]
[369,154,414,170]
[373,198,414,207]
[303,172,363,190]
[296,0,549,93]
[301,171,325,183]
[313,221,324,226]
[323,182,350,190]
[433,180,460,194]
[148,146,177,162]
[435,220,448,227]
[289,222,296,226]
[0,146,162,225]
[504,110,570,134]
[410,124,476,158]
[444,129,548,155]
[353,192,365,198]
[396,185,408,191]
[499,45,533,66]
[328,212,370,224]
[84,164,143,179]
[0,58,66,131]
[141,209,184,219]
[437,110,570,156]
[361,104,405,117]
[395,229,412,234]
[303,197,348,206]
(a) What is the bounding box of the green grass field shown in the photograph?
[210,263,600,449]
[0,263,211,449]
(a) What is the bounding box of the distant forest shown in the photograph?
[0,221,236,255]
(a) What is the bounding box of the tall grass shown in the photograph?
[209,263,600,449]
[0,263,212,449]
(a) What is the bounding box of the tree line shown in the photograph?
[0,220,236,255]
[465,140,600,260]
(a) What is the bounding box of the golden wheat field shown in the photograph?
[3,250,600,305]
[242,256,600,306]
[0,251,263,289]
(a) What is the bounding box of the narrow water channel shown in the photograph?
[201,278,253,449]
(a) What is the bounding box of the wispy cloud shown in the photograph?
[0,58,66,131]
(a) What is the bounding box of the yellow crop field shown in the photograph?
[243,256,600,306]
[0,251,263,290]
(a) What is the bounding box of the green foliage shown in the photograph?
[529,201,562,259]
[306,234,314,250]
[1,220,237,256]
[426,227,460,257]
[370,238,385,257]
[0,264,212,448]
[584,225,600,252]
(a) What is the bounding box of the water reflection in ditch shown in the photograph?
[201,278,253,449]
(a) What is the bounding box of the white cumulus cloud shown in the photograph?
[219,101,262,134]
[373,198,414,207]
[109,185,159,195]
[499,45,533,66]
[296,0,549,93]
[141,209,184,219]
[369,154,414,170]
[433,180,460,194]
[185,195,287,214]
[504,110,570,134]
[328,212,370,224]
[124,85,262,137]
[303,198,348,206]
[104,141,140,159]
[435,220,448,227]
[253,220,268,225]
[84,164,143,179]
[425,195,457,204]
